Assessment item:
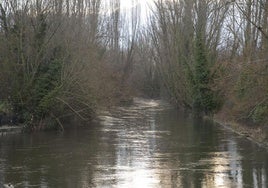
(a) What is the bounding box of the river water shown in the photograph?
[0,98,267,188]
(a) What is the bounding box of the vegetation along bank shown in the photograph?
[0,1,267,141]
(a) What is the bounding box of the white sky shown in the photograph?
[121,0,155,9]
[120,0,155,24]
[100,0,156,26]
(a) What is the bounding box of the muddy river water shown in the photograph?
[0,98,267,187]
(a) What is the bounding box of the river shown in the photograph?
[0,98,267,188]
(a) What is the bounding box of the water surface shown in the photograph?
[0,98,267,187]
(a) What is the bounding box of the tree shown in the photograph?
[0,0,126,130]
[148,0,227,115]
[218,0,268,124]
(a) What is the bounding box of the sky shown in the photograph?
[120,0,155,24]
[121,0,155,9]
[100,0,156,27]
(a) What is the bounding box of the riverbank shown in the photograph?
[212,115,268,150]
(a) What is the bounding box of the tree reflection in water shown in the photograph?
[0,98,267,187]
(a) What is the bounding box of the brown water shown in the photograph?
[0,98,267,188]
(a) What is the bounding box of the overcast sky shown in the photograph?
[121,0,155,25]
[100,0,155,27]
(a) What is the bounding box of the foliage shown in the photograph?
[33,59,62,117]
[0,101,11,114]
[192,35,223,116]
[0,1,127,131]
[251,103,268,124]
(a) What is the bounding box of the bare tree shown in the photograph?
[0,0,126,130]
[148,0,228,113]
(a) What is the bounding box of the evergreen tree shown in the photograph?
[192,31,222,116]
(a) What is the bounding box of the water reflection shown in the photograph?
[0,98,268,187]
[201,141,243,188]
[94,98,167,187]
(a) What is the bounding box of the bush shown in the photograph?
[251,103,268,124]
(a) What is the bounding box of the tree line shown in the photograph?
[139,0,267,125]
[0,0,267,130]
[0,0,141,130]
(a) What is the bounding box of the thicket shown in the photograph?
[140,0,267,124]
[0,0,139,130]
[216,1,268,126]
[146,1,226,116]
[219,59,268,125]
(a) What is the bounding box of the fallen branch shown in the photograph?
[56,97,88,121]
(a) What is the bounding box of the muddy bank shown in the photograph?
[213,116,268,150]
